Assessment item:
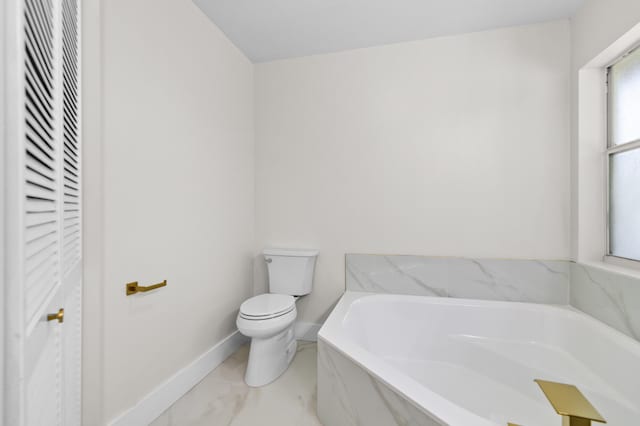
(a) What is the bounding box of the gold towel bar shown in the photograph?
[126,280,167,296]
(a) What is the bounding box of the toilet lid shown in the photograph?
[239,294,295,319]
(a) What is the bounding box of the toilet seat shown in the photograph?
[239,294,295,321]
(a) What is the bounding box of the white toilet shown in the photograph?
[237,248,318,387]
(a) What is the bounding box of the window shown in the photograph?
[607,46,640,261]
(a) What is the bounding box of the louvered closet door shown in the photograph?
[6,0,82,424]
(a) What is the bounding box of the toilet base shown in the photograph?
[245,324,297,387]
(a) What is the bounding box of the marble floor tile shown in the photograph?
[151,341,322,426]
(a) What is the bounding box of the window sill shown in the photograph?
[604,254,640,270]
[578,256,640,280]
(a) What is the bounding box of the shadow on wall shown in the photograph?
[253,253,269,295]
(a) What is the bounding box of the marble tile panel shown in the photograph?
[346,254,570,304]
[570,262,640,342]
[317,339,443,426]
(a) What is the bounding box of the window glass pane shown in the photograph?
[609,47,640,146]
[610,147,640,260]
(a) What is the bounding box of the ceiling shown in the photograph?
[194,0,585,63]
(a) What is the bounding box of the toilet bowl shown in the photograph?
[236,248,318,387]
[237,294,298,386]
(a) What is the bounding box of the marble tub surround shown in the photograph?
[346,254,570,304]
[570,262,640,342]
[151,342,321,426]
[317,340,442,426]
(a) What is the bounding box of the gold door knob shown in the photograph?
[47,308,64,323]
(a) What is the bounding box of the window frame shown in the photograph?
[605,44,640,265]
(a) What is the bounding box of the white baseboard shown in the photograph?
[108,330,248,426]
[294,322,322,341]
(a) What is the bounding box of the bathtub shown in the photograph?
[317,292,640,426]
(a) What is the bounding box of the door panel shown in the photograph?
[25,293,63,426]
[22,0,65,423]
[60,0,82,421]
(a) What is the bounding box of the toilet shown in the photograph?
[237,248,318,387]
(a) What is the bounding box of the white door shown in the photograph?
[3,0,82,425]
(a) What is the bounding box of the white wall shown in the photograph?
[572,0,640,71]
[0,0,5,421]
[85,0,255,422]
[570,0,640,262]
[255,21,571,323]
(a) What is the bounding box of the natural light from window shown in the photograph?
[608,46,640,261]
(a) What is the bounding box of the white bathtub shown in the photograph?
[317,292,640,426]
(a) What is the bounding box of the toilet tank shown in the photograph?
[264,248,319,296]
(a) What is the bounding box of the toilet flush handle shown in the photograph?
[265,257,272,263]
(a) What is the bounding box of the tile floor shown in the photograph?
[150,341,322,426]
